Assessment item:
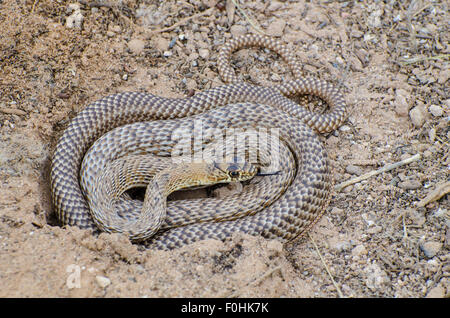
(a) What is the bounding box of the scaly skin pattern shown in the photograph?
[50,34,347,249]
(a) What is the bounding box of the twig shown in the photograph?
[230,0,266,35]
[400,54,450,66]
[417,181,450,208]
[78,1,110,8]
[0,107,27,116]
[334,153,421,192]
[308,233,344,298]
[79,1,214,36]
[402,213,408,239]
[144,7,215,36]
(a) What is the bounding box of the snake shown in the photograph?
[50,34,347,250]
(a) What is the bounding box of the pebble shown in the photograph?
[364,263,390,290]
[426,285,446,298]
[398,179,422,190]
[345,164,363,176]
[95,275,111,288]
[266,19,286,37]
[266,1,283,11]
[367,9,383,28]
[230,25,247,37]
[339,125,351,132]
[428,128,436,142]
[198,48,209,59]
[429,105,443,117]
[154,37,169,52]
[127,39,145,55]
[409,105,428,127]
[65,4,83,29]
[163,51,172,57]
[168,37,177,49]
[367,225,382,234]
[420,241,442,258]
[409,209,426,227]
[394,89,410,116]
[351,244,367,257]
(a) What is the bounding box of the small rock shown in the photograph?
[428,128,436,142]
[95,275,111,288]
[163,51,172,57]
[350,30,364,38]
[332,240,352,252]
[398,179,422,190]
[364,263,390,290]
[420,241,442,258]
[266,19,286,37]
[127,39,145,55]
[339,125,351,132]
[345,164,363,176]
[426,285,446,298]
[154,36,169,52]
[429,105,443,117]
[111,25,121,33]
[367,225,382,234]
[230,25,247,37]
[270,73,281,81]
[266,1,283,11]
[409,210,426,227]
[198,48,209,59]
[394,90,410,117]
[367,9,383,28]
[66,4,84,29]
[352,244,367,257]
[409,105,428,127]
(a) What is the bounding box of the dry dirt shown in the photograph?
[0,0,449,298]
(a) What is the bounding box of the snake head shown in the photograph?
[212,160,257,183]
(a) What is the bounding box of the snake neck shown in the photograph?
[149,162,218,197]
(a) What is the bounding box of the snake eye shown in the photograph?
[229,171,240,178]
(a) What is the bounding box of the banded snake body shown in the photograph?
[50,34,347,249]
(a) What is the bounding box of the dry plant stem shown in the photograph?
[144,7,215,36]
[230,0,266,35]
[417,181,450,208]
[334,153,422,192]
[401,54,450,65]
[308,233,344,298]
[78,1,215,36]
[0,107,27,116]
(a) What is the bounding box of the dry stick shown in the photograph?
[143,7,215,36]
[417,181,450,208]
[334,153,422,192]
[308,233,344,298]
[401,54,450,65]
[79,1,215,37]
[230,0,266,35]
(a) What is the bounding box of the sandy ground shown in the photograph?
[0,0,448,298]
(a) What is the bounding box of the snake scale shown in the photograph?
[50,34,347,250]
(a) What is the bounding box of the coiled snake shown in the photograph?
[50,34,347,249]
